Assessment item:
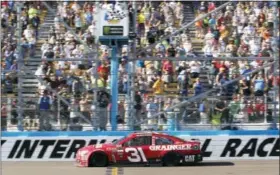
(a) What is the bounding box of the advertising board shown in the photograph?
[1,131,279,161]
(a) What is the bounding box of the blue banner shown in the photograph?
[2,130,279,137]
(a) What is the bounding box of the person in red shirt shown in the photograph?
[255,98,265,122]
[162,60,173,86]
[246,101,255,122]
[208,2,215,12]
[97,62,109,85]
[1,1,8,8]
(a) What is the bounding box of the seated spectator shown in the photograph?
[152,76,164,95]
[252,73,266,96]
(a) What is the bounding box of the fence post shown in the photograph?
[264,96,267,124]
[7,98,12,127]
[16,2,24,131]
[273,1,279,128]
[57,98,61,129]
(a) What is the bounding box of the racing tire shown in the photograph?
[88,152,108,167]
[162,152,180,166]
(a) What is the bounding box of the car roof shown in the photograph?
[131,131,169,137]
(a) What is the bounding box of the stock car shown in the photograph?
[75,132,203,167]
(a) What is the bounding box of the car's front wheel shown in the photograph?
[162,152,180,166]
[88,152,108,167]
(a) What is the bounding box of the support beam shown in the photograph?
[16,2,24,131]
[272,1,279,127]
[93,1,100,125]
[126,1,138,130]
[135,1,231,56]
[110,46,119,131]
[134,61,276,127]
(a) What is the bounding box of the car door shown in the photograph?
[121,136,152,164]
[153,136,175,157]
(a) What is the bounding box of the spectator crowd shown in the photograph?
[1,1,279,131]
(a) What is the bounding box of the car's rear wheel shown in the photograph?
[88,152,108,167]
[162,152,180,166]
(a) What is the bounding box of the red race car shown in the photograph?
[75,132,203,167]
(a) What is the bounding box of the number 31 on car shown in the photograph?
[125,147,147,162]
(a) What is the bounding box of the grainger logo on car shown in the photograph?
[149,144,192,151]
[1,135,279,161]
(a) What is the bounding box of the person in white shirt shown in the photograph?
[41,40,49,58]
[35,65,46,77]
[203,42,214,67]
[71,1,81,13]
[204,30,214,44]
[28,36,36,57]
[243,23,255,37]
[219,38,227,55]
[254,7,261,17]
[146,66,156,86]
[175,2,183,26]
[267,10,274,27]
[57,53,66,69]
[249,12,257,24]
[54,14,61,30]
[203,42,214,57]
[212,45,221,58]
[183,38,193,55]
[232,14,239,28]
[23,25,34,40]
[250,39,261,56]
[237,22,244,35]
[189,61,201,79]
[240,13,248,25]
[145,98,158,130]
[88,21,96,36]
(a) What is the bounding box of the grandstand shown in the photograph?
[1,1,279,131]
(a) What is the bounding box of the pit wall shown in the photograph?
[1,130,279,161]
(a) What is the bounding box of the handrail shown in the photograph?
[135,1,231,56]
[17,65,93,126]
[41,2,98,57]
[134,61,276,126]
[18,56,274,62]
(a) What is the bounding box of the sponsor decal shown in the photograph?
[1,138,119,160]
[104,7,126,24]
[1,140,7,146]
[219,138,280,157]
[200,138,280,158]
[1,136,279,160]
[149,144,192,151]
[95,144,103,149]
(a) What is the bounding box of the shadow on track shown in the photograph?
[184,162,235,167]
[103,162,235,168]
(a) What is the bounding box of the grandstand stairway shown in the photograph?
[21,7,56,98]
[183,2,213,97]
[145,3,212,98]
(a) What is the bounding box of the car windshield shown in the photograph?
[112,137,126,144]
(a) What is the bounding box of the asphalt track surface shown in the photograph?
[2,160,279,175]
